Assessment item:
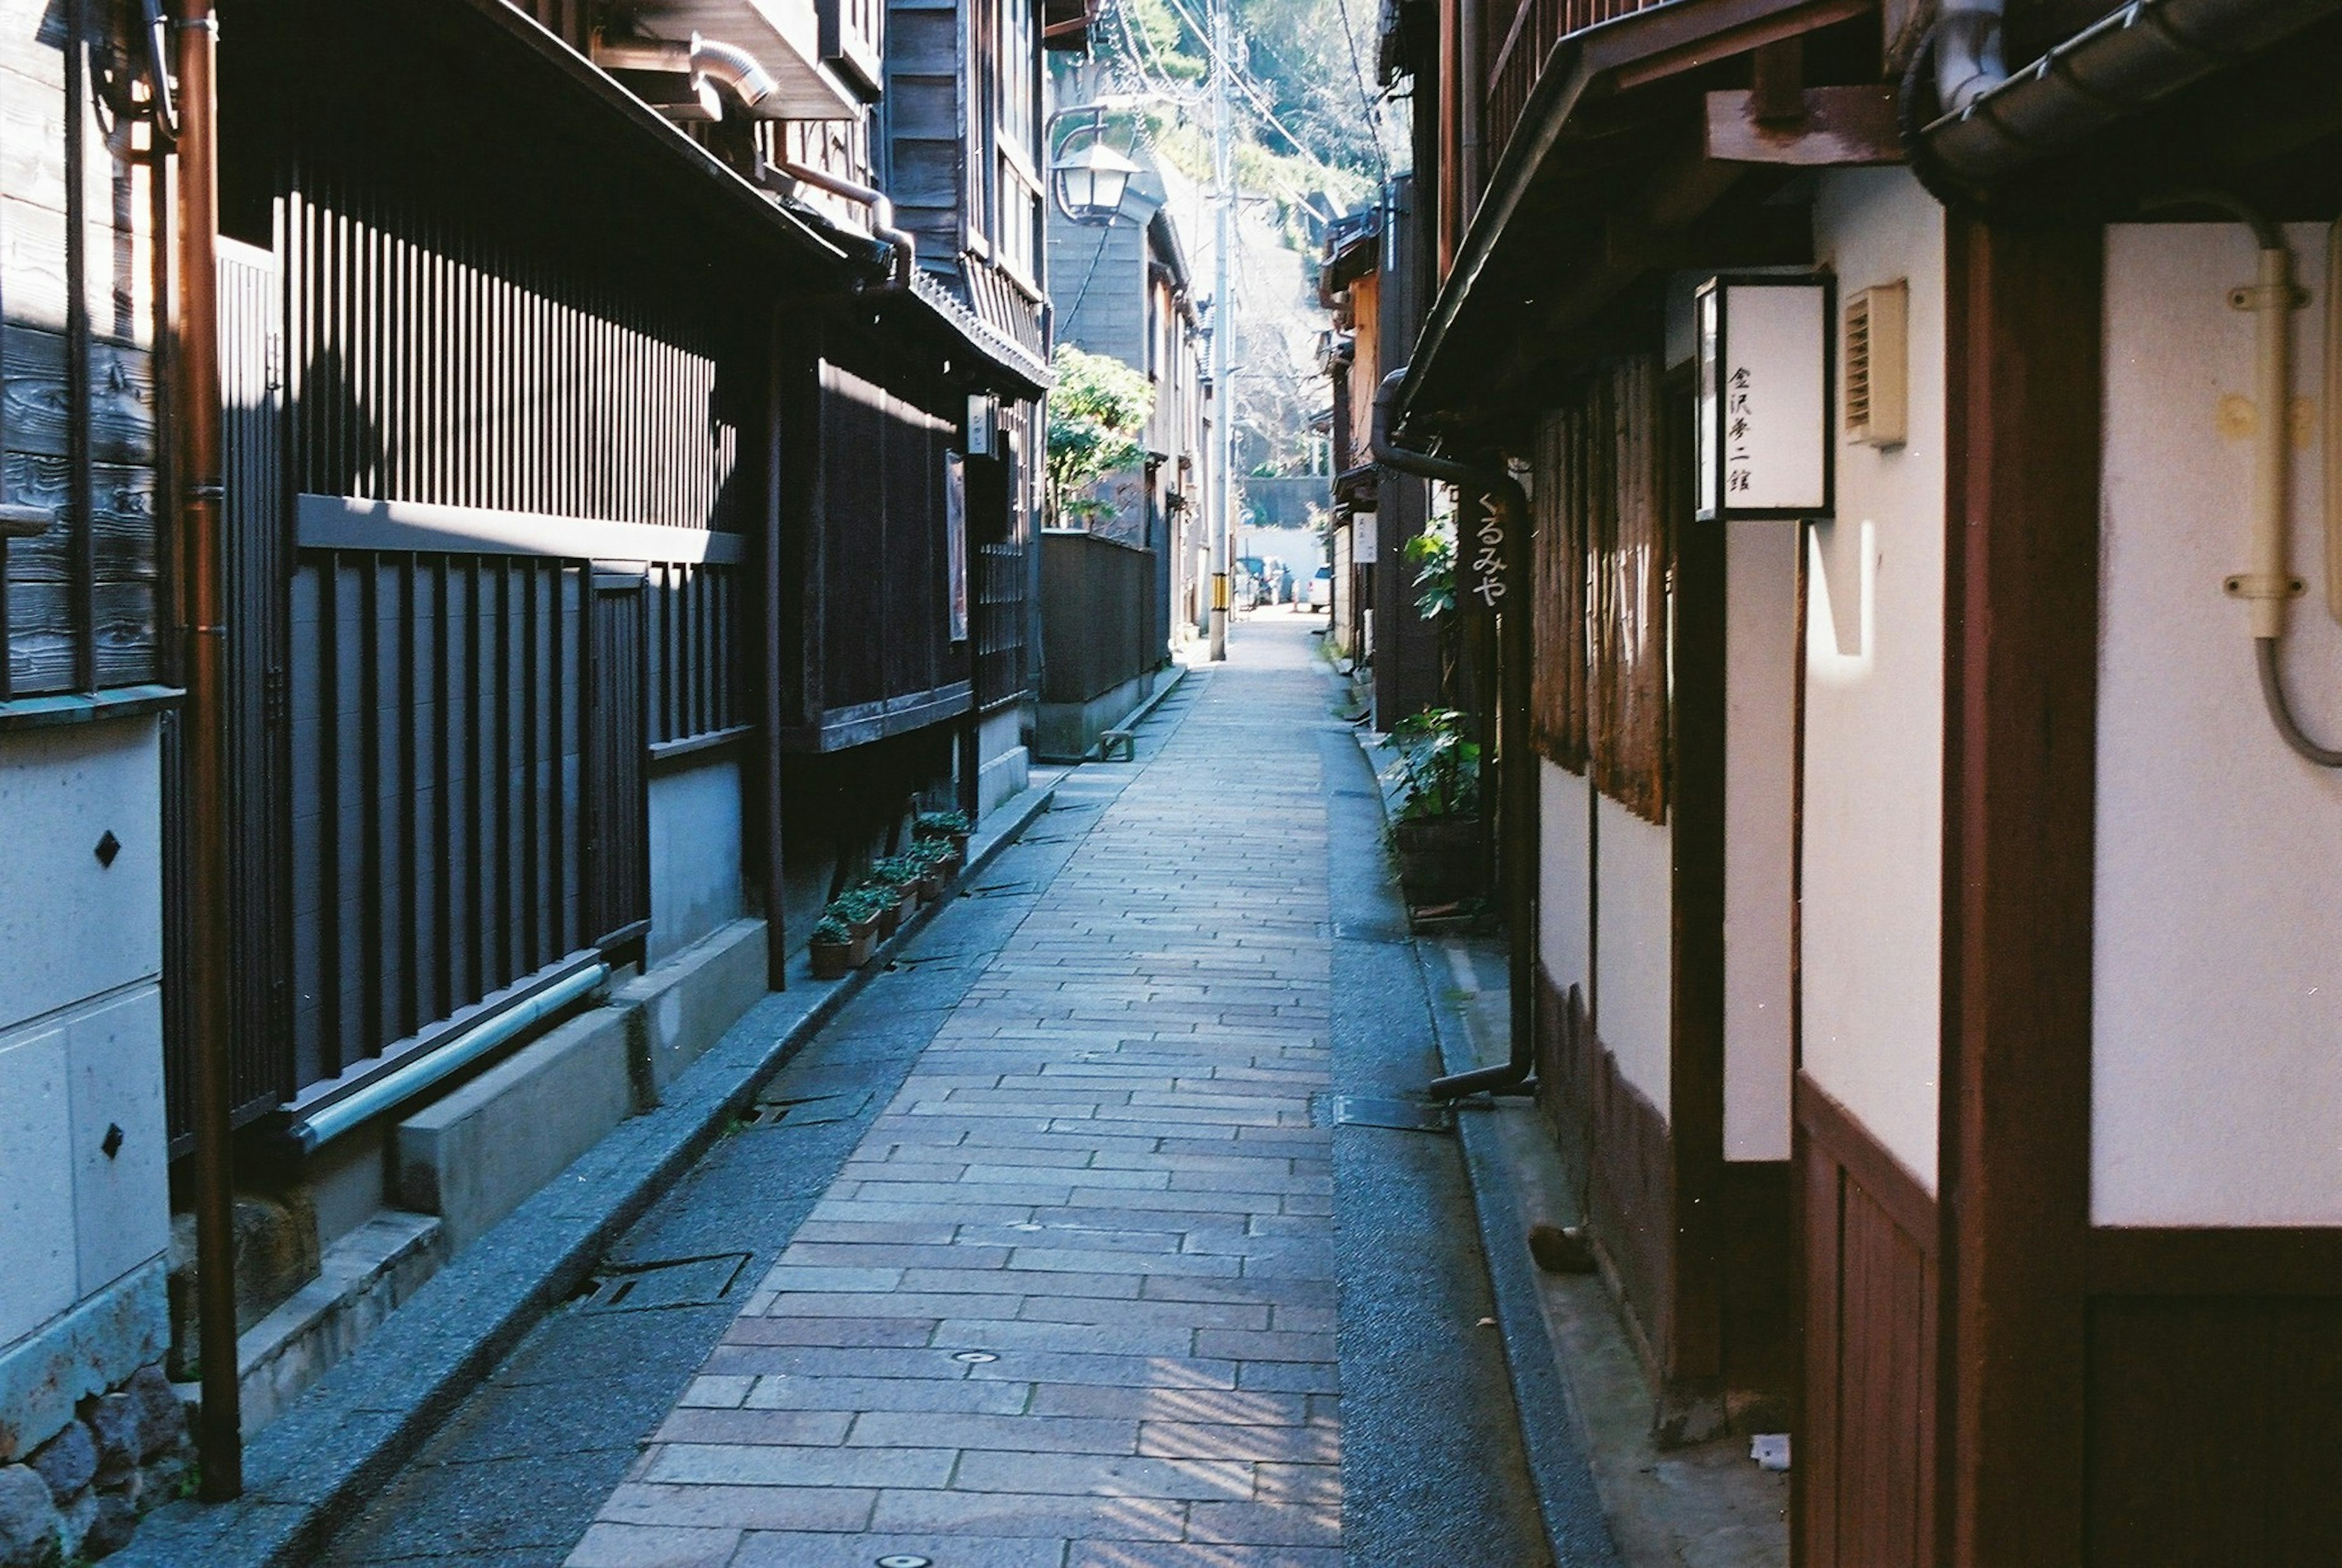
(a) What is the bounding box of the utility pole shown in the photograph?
[1206,0,1233,661]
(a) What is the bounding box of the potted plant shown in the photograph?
[915,809,972,862]
[808,913,862,980]
[870,854,924,911]
[1383,707,1486,908]
[835,887,890,946]
[852,878,903,939]
[907,842,950,902]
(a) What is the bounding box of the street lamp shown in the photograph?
[1047,99,1155,226]
[1051,136,1140,224]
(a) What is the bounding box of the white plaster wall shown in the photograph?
[1538,761,1591,998]
[1595,793,1673,1118]
[1799,168,1949,1189]
[1724,524,1798,1161]
[647,757,743,964]
[978,705,1030,818]
[0,720,170,1351]
[2094,222,2342,1224]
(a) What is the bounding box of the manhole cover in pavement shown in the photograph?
[581,1253,750,1312]
[1314,1094,1454,1133]
[745,1090,875,1128]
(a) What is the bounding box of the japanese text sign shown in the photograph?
[1696,276,1833,523]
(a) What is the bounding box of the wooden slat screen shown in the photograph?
[645,561,738,745]
[1530,357,1669,822]
[1589,356,1668,823]
[1530,404,1588,771]
[288,551,590,1091]
[285,176,743,535]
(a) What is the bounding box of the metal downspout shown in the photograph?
[1373,370,1537,1100]
[171,0,242,1499]
[755,159,917,290]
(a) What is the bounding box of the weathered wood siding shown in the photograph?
[779,343,973,748]
[884,0,965,263]
[0,3,162,698]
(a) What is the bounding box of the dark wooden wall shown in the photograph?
[779,341,973,749]
[2083,1233,2342,1564]
[884,0,965,262]
[1795,1076,1938,1568]
[1038,529,1155,704]
[188,0,758,1112]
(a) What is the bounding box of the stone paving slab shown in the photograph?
[558,637,1346,1567]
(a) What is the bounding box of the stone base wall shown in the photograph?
[0,1363,187,1566]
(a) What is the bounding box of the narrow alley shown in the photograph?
[301,617,1573,1567]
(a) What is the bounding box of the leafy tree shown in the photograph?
[1045,345,1155,527]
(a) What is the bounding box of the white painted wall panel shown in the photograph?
[1724,524,1798,1161]
[1538,761,1591,998]
[2094,223,2342,1223]
[1799,169,1948,1189]
[0,1025,76,1348]
[68,987,170,1296]
[0,724,162,1036]
[647,758,745,965]
[1595,793,1673,1118]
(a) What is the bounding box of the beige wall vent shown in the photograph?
[1843,280,1908,449]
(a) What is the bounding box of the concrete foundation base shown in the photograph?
[394,918,773,1252]
[1036,667,1173,762]
[222,1212,445,1437]
[612,918,769,1101]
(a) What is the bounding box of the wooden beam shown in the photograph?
[1706,85,1905,166]
[1938,215,2103,1568]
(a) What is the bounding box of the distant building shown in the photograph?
[1038,149,1207,759]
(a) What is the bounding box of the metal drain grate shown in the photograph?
[1312,1094,1454,1133]
[580,1253,750,1312]
[743,1089,875,1128]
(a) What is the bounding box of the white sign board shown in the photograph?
[1696,276,1833,522]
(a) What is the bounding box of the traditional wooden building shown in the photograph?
[1320,180,1447,728]
[1383,0,2342,1555]
[0,0,1072,1514]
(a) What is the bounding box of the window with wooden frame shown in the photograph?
[1531,356,1669,822]
[992,0,1041,284]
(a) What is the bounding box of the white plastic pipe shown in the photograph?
[1934,0,2007,113]
[2245,239,2295,640]
[2327,217,2341,621]
[284,961,610,1152]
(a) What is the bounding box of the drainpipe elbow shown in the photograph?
[1933,0,2007,113]
[759,158,916,290]
[690,34,781,114]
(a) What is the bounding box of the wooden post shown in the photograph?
[1939,214,2103,1567]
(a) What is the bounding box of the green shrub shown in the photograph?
[1383,707,1482,822]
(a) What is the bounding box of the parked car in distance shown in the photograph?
[1306,565,1332,610]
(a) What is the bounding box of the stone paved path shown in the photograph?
[570,623,1345,1567]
